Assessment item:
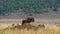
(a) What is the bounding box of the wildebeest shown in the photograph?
[38,24,45,28]
[22,17,35,25]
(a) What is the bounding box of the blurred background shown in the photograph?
[0,0,60,19]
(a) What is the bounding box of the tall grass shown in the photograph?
[0,24,60,34]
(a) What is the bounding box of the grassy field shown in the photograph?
[0,19,60,34]
[0,23,60,34]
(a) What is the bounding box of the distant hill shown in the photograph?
[0,0,60,16]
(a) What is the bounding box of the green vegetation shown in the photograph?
[0,0,60,15]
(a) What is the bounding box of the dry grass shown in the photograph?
[0,24,60,34]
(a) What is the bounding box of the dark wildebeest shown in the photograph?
[22,17,35,25]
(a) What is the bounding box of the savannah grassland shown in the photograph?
[0,19,60,34]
